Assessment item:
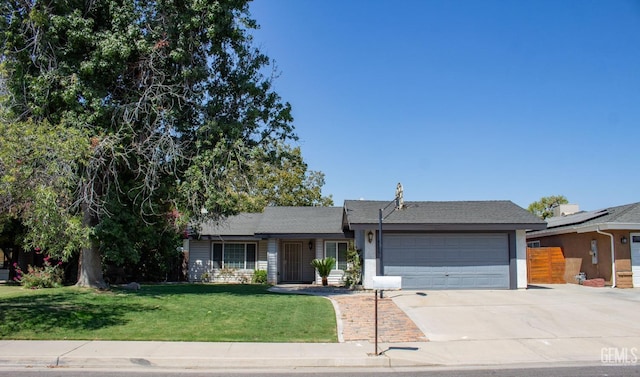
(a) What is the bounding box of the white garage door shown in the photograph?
[383,233,510,289]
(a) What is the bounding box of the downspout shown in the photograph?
[596,227,616,288]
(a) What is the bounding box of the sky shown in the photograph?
[249,0,640,211]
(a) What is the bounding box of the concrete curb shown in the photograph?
[0,341,394,370]
[53,356,391,369]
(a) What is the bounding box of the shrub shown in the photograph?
[343,242,362,289]
[252,269,268,284]
[14,257,64,289]
[217,267,237,282]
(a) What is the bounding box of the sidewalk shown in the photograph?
[0,340,387,369]
[1,337,636,370]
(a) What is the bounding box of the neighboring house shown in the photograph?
[526,202,640,288]
[186,200,546,290]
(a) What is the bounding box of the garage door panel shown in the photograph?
[385,251,505,267]
[388,268,508,289]
[400,274,444,289]
[383,233,509,289]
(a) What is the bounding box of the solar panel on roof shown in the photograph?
[546,209,608,228]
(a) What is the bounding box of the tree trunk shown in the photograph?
[76,243,107,289]
[322,277,328,286]
[76,205,107,289]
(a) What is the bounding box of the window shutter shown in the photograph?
[246,244,256,270]
[212,244,223,269]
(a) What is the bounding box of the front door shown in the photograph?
[282,242,302,282]
[631,233,640,288]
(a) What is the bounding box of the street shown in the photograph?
[1,365,639,377]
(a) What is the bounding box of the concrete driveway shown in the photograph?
[390,284,640,342]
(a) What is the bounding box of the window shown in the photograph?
[212,243,256,269]
[527,241,541,248]
[325,241,348,270]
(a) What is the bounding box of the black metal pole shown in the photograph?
[378,208,383,268]
[378,208,384,298]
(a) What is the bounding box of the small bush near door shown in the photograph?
[252,269,267,284]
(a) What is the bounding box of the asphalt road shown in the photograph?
[1,365,639,377]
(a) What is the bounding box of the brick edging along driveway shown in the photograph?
[329,294,428,343]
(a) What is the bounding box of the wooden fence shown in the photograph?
[527,247,565,284]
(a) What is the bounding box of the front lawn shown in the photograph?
[0,284,336,342]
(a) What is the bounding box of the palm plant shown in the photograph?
[311,257,336,286]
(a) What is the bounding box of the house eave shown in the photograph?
[349,223,546,232]
[254,232,354,239]
[527,222,640,238]
[189,234,258,241]
[576,223,640,233]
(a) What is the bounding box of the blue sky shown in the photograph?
[249,0,640,211]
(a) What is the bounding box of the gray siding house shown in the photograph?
[185,200,545,289]
[188,207,351,285]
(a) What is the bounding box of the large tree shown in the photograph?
[0,0,303,288]
[527,195,569,220]
[229,143,334,212]
[0,120,90,260]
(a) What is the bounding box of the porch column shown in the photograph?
[363,229,377,289]
[516,230,528,289]
[313,238,323,284]
[267,238,278,285]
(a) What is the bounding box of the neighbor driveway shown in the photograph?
[390,284,640,342]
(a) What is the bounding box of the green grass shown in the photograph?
[0,284,337,342]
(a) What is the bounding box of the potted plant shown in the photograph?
[311,257,335,286]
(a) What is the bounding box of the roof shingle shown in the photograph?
[256,207,345,235]
[344,200,545,227]
[196,207,346,237]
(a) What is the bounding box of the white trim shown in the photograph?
[362,229,377,289]
[631,232,640,288]
[516,230,528,289]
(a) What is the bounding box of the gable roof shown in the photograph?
[196,213,263,239]
[343,200,546,231]
[195,206,349,240]
[528,202,640,237]
[256,207,346,237]
[194,200,548,239]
